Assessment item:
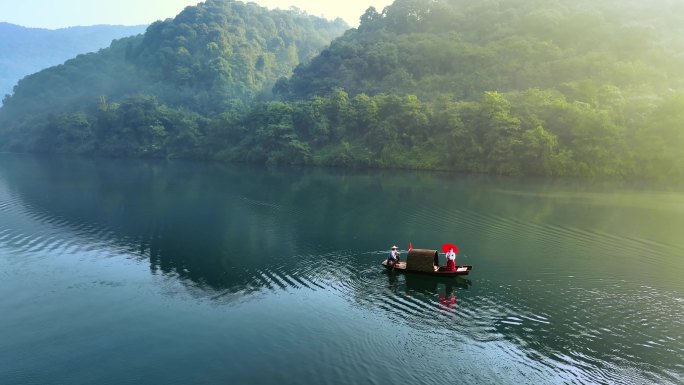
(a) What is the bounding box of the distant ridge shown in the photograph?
[0,22,148,99]
[0,0,681,179]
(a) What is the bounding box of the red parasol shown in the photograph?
[441,243,458,253]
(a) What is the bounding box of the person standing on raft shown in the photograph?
[445,248,457,272]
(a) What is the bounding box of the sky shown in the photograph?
[0,0,394,29]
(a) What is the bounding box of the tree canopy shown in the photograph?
[0,0,347,120]
[1,0,682,179]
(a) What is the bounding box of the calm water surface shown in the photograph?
[0,154,682,385]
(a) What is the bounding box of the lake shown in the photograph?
[0,154,682,385]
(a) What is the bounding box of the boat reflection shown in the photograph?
[383,271,471,313]
[403,273,472,292]
[440,288,456,310]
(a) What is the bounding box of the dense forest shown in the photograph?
[0,0,682,179]
[0,22,147,100]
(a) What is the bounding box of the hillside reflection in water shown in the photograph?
[0,154,682,385]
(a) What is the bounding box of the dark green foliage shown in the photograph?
[0,0,347,139]
[128,0,347,113]
[218,85,683,179]
[1,0,683,179]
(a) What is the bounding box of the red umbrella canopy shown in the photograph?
[442,243,458,253]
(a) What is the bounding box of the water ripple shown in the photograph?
[2,162,683,385]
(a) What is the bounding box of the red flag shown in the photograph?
[409,242,413,250]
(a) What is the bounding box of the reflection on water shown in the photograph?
[381,272,470,315]
[0,154,683,385]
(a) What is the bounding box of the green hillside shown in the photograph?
[267,0,684,177]
[282,0,684,100]
[1,0,682,179]
[0,0,347,154]
[0,23,148,101]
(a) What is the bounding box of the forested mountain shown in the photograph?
[0,23,148,101]
[0,0,682,179]
[269,0,684,177]
[281,0,684,100]
[0,0,347,153]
